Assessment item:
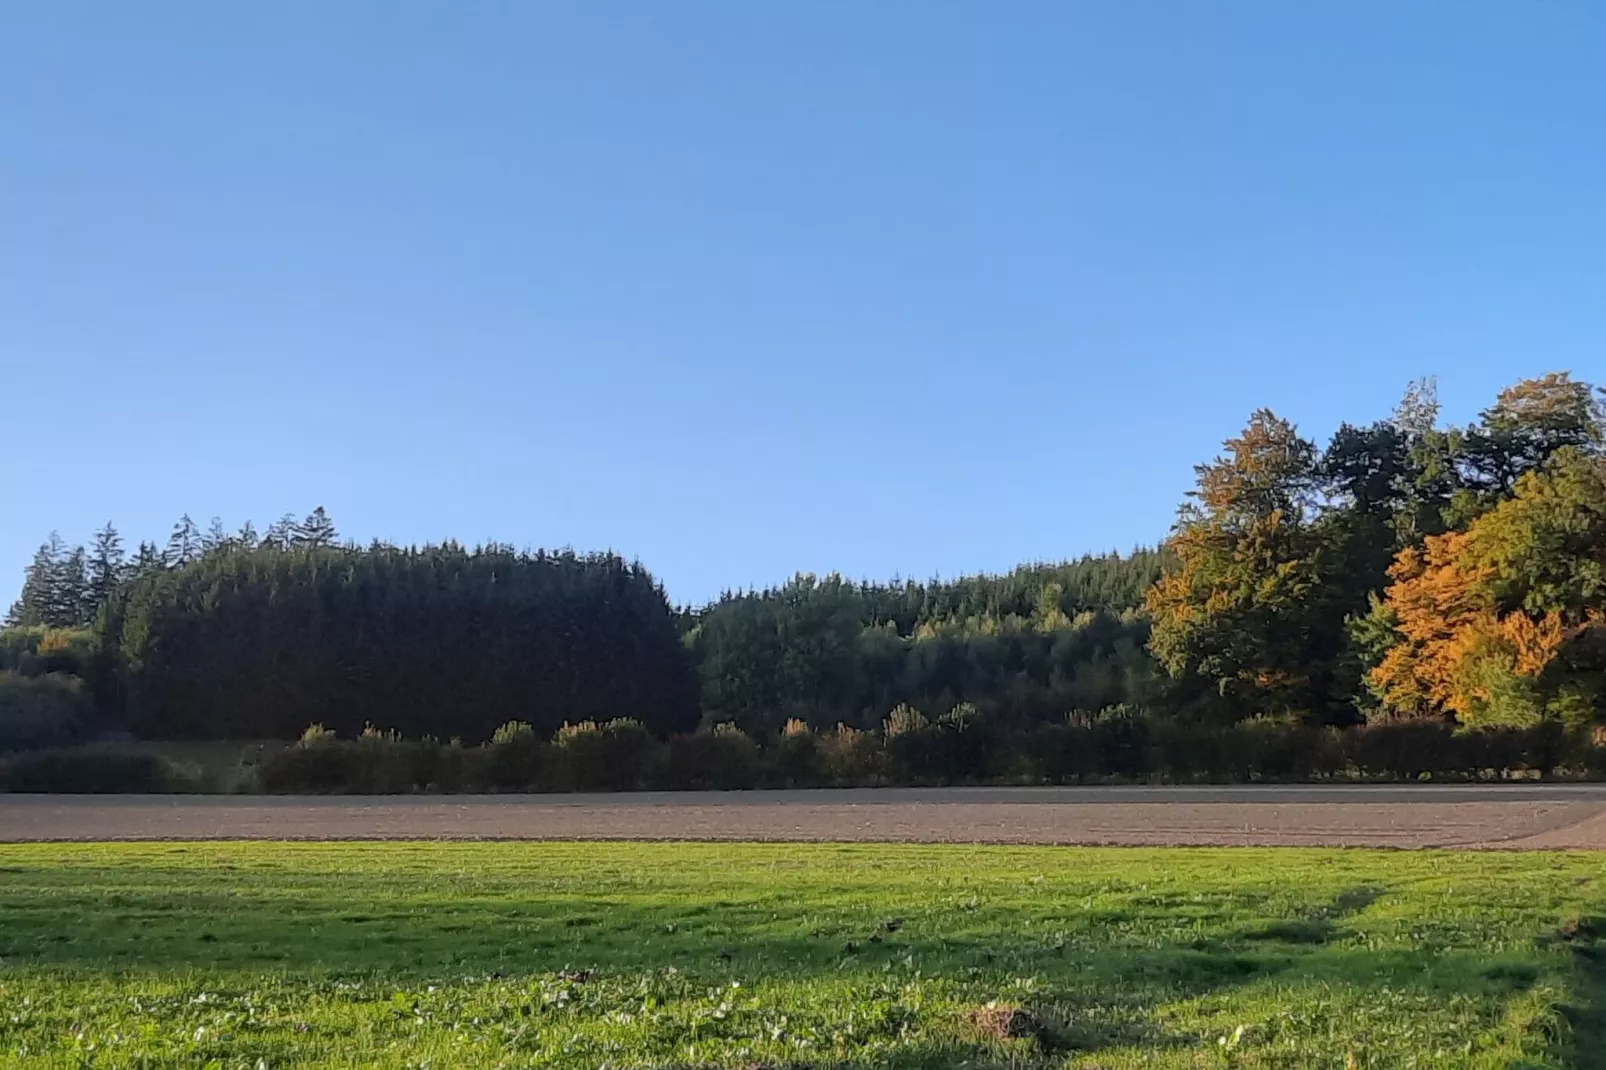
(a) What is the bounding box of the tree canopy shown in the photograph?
[6,372,1605,749]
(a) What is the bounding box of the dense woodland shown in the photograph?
[5,371,1605,783]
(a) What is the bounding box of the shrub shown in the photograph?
[657,723,762,790]
[1150,718,1226,781]
[352,725,422,792]
[1150,719,1341,783]
[484,721,544,790]
[259,729,364,792]
[1585,740,1606,779]
[1452,722,1569,777]
[1343,720,1458,779]
[929,703,1001,782]
[771,719,824,787]
[492,720,536,745]
[1080,705,1153,779]
[0,750,195,793]
[0,627,94,677]
[883,705,929,738]
[883,705,937,782]
[0,672,87,750]
[1013,722,1089,783]
[405,737,474,792]
[259,727,476,793]
[1233,720,1343,781]
[819,723,883,785]
[549,719,655,791]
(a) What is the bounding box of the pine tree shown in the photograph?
[5,536,63,628]
[52,545,89,627]
[201,517,229,553]
[292,507,338,550]
[86,523,126,618]
[129,541,165,581]
[264,514,298,551]
[165,515,202,567]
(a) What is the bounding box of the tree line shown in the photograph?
[686,555,1166,735]
[7,509,696,742]
[4,371,1603,765]
[5,508,339,630]
[1148,372,1605,732]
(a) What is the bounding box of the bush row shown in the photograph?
[7,707,1599,794]
[242,708,1602,794]
[0,750,206,793]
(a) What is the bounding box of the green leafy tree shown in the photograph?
[1146,411,1334,719]
[1460,372,1604,499]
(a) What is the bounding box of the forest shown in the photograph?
[4,371,1604,785]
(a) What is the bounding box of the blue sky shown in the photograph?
[3,2,1603,606]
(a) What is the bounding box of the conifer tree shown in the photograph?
[86,523,126,617]
[129,541,165,581]
[292,506,338,549]
[165,515,202,567]
[53,544,89,627]
[263,514,298,551]
[5,536,63,627]
[201,517,229,553]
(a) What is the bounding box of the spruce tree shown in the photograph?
[129,541,165,582]
[165,515,202,567]
[53,545,90,627]
[86,523,126,619]
[292,507,338,549]
[201,517,229,553]
[5,537,62,627]
[264,514,298,551]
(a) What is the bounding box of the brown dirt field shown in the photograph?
[3,786,1606,848]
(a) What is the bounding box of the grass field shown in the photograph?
[0,844,1602,1068]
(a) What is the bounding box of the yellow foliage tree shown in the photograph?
[1371,449,1606,727]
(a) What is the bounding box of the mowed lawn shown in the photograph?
[0,844,1603,1068]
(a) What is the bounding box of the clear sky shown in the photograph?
[3,2,1603,606]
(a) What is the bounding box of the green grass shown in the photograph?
[0,844,1603,1068]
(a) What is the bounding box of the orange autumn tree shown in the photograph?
[1372,448,1606,727]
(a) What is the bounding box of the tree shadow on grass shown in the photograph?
[1555,915,1606,1070]
[1226,884,1385,949]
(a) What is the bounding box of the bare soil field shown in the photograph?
[4,785,1606,847]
